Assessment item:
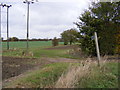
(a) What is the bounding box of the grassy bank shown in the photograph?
[4,60,118,88]
[75,62,118,88]
[5,62,72,88]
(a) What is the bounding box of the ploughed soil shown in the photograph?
[2,56,52,81]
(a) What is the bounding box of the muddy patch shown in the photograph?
[2,56,51,80]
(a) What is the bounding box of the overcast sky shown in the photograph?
[0,0,92,39]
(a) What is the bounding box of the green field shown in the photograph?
[2,41,76,59]
[2,41,64,50]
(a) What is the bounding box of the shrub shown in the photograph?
[52,37,59,46]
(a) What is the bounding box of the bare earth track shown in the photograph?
[2,56,79,81]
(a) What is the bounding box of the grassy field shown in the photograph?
[2,47,74,58]
[2,41,78,59]
[2,41,64,49]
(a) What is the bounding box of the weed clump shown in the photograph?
[22,51,33,57]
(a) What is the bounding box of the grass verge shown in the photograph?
[55,60,118,88]
[4,60,118,88]
[5,62,76,88]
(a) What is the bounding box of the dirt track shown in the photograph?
[41,57,79,63]
[2,56,80,81]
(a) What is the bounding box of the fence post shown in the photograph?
[94,32,101,66]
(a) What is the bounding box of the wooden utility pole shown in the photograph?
[6,6,9,50]
[6,5,12,50]
[2,4,12,50]
[94,32,101,66]
[0,4,2,55]
[23,0,36,51]
[26,2,30,50]
[0,4,1,41]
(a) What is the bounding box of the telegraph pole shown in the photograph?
[94,32,101,66]
[6,5,12,50]
[2,4,12,50]
[26,2,29,50]
[23,0,36,51]
[0,3,2,42]
[0,3,2,57]
[0,5,1,89]
[0,4,1,39]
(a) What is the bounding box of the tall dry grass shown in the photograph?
[55,57,107,88]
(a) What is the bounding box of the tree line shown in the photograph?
[2,37,53,42]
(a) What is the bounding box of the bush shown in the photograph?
[8,37,19,41]
[52,37,59,46]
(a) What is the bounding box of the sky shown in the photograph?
[0,0,92,39]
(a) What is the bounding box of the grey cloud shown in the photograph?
[1,0,90,39]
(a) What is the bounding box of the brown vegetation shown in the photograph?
[55,58,107,88]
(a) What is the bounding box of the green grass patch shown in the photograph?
[6,62,74,88]
[31,48,72,58]
[75,62,118,88]
[2,47,72,58]
[2,45,78,59]
[2,41,64,50]
[2,41,74,58]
